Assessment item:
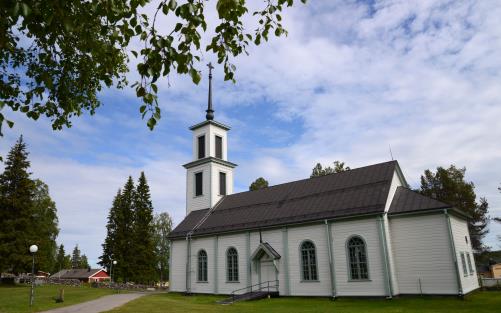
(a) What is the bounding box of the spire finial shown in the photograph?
[206,62,215,120]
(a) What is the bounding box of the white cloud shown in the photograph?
[2,0,501,265]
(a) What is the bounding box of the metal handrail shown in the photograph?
[230,280,279,303]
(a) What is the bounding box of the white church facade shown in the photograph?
[167,68,479,298]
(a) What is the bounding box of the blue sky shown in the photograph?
[1,0,500,267]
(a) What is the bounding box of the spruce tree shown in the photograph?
[131,172,156,284]
[99,189,121,274]
[71,245,81,268]
[53,244,66,273]
[419,165,490,253]
[32,179,59,272]
[116,176,135,282]
[53,244,71,273]
[0,136,37,273]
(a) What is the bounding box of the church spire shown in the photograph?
[206,62,215,120]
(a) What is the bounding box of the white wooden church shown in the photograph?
[167,68,478,298]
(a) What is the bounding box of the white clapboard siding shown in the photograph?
[288,224,331,296]
[216,232,248,294]
[170,239,187,292]
[190,237,216,294]
[391,214,457,294]
[332,218,386,296]
[210,162,234,207]
[449,215,479,294]
[186,164,212,214]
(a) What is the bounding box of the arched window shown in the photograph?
[300,241,318,281]
[198,250,208,282]
[226,247,239,282]
[347,236,369,280]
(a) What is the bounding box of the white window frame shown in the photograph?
[194,171,203,197]
[466,252,474,275]
[460,252,468,277]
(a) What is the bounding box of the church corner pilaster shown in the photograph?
[377,215,393,299]
[282,226,290,296]
[324,220,336,298]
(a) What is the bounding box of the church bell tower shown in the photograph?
[183,63,237,216]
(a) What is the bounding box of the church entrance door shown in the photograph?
[259,259,276,285]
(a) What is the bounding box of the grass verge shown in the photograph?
[0,284,116,313]
[106,291,501,313]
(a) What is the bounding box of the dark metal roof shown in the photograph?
[50,269,106,279]
[171,208,211,236]
[189,120,231,131]
[169,161,398,239]
[183,157,238,169]
[388,187,451,215]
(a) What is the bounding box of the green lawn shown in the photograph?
[0,284,115,313]
[106,291,501,313]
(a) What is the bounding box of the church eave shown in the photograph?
[183,156,238,169]
[189,120,231,131]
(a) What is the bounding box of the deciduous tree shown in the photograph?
[0,0,307,136]
[80,255,90,269]
[153,212,173,284]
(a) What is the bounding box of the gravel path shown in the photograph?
[39,293,145,313]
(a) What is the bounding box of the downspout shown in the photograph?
[168,240,172,287]
[445,209,463,297]
[324,220,336,299]
[378,215,393,299]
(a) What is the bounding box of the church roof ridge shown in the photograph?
[230,160,399,197]
[169,160,399,239]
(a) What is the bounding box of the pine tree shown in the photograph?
[310,163,324,178]
[310,161,350,178]
[0,136,37,273]
[419,165,490,253]
[131,172,156,284]
[71,245,81,268]
[249,177,269,191]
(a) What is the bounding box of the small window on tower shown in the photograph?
[215,136,223,159]
[195,172,203,196]
[198,135,205,159]
[219,172,226,195]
